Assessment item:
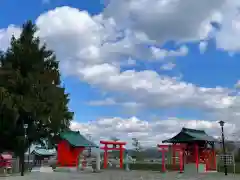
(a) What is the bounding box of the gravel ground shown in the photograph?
[1,170,240,180]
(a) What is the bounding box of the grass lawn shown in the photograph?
[126,162,240,174]
[218,162,240,174]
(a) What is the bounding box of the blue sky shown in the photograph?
[1,0,240,146]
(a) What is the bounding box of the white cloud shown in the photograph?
[0,6,237,115]
[199,41,208,54]
[104,0,225,44]
[88,98,117,106]
[70,116,237,148]
[161,62,176,70]
[79,64,233,111]
[88,98,143,108]
[151,45,188,60]
[0,25,21,51]
[35,6,188,73]
[27,6,233,112]
[2,2,240,146]
[214,0,240,52]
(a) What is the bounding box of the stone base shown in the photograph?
[40,166,54,173]
[55,167,77,172]
[184,163,198,175]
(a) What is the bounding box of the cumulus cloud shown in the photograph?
[215,0,240,51]
[87,97,143,108]
[161,62,176,71]
[0,25,21,51]
[0,6,239,115]
[70,116,237,148]
[1,1,240,146]
[30,6,238,113]
[103,0,225,43]
[151,45,188,60]
[0,7,221,112]
[199,41,208,54]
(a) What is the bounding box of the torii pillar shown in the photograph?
[100,140,127,169]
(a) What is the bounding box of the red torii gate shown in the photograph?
[157,144,185,173]
[100,140,126,169]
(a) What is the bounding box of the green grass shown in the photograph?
[218,163,240,174]
[127,163,179,172]
[124,162,240,174]
[100,162,178,172]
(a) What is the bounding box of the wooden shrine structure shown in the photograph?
[159,128,218,173]
[158,144,185,172]
[57,131,98,167]
[100,140,126,169]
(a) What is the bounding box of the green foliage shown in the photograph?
[132,138,142,152]
[217,163,240,174]
[99,163,178,172]
[235,149,240,162]
[110,136,119,148]
[0,21,73,154]
[127,163,178,172]
[132,138,144,160]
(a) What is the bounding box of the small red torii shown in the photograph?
[100,140,126,169]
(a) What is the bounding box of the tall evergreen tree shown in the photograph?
[0,21,73,175]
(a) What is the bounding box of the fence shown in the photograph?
[8,156,35,174]
[10,158,20,173]
[216,154,235,173]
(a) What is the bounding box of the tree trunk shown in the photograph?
[20,152,25,176]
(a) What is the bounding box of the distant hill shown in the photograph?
[100,147,168,158]
[216,140,240,154]
[100,141,240,159]
[100,147,162,159]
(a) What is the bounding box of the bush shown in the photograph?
[100,162,179,172]
[100,161,240,174]
[128,163,179,172]
[217,163,240,174]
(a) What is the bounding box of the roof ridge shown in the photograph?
[60,130,98,147]
[182,127,206,134]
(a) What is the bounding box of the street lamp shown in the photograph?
[24,124,30,170]
[219,120,227,176]
[86,134,92,156]
[20,124,28,176]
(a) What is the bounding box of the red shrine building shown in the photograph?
[159,128,218,173]
[57,131,98,167]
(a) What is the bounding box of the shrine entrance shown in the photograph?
[157,144,185,173]
[100,140,126,169]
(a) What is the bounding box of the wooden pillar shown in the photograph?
[212,143,217,170]
[82,156,86,169]
[195,143,199,171]
[104,144,108,168]
[167,145,171,165]
[173,144,176,169]
[162,150,166,172]
[119,145,123,168]
[157,145,169,172]
[179,150,183,172]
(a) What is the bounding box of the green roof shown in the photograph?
[162,127,217,143]
[60,131,98,148]
[32,149,56,156]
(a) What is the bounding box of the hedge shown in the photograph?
[128,163,179,172]
[217,163,240,174]
[102,162,240,174]
[101,163,179,172]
